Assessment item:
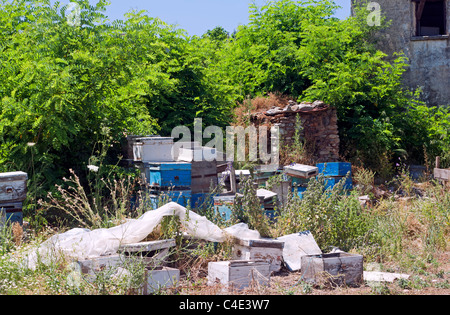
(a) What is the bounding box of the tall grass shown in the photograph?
[1,162,448,294]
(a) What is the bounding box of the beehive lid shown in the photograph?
[284,164,318,178]
[234,238,285,249]
[0,172,28,181]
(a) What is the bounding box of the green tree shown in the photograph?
[0,0,235,209]
[209,0,447,171]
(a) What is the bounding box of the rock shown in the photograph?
[266,108,283,115]
[297,104,314,112]
[283,105,293,112]
[312,100,327,108]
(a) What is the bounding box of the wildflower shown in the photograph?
[87,165,99,173]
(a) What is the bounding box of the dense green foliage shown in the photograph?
[206,0,449,171]
[0,0,235,201]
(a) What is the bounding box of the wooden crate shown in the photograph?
[133,137,175,162]
[232,238,284,273]
[301,252,364,287]
[322,176,353,190]
[207,260,270,291]
[0,172,28,203]
[434,168,450,182]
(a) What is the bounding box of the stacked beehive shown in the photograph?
[284,164,318,199]
[0,171,28,226]
[285,162,353,200]
[131,136,218,209]
[316,162,353,191]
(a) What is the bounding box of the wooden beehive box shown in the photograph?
[143,266,180,295]
[0,201,24,225]
[316,162,352,177]
[284,164,318,178]
[119,239,176,267]
[232,238,284,273]
[0,172,28,203]
[207,260,270,291]
[191,160,218,194]
[301,252,364,287]
[142,162,192,188]
[77,254,126,276]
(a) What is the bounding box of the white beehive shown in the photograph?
[0,171,28,203]
[207,260,270,291]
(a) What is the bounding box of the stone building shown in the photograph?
[353,0,450,106]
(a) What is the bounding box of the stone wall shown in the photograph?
[251,100,340,163]
[352,0,450,107]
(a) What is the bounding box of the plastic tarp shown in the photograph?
[26,202,260,270]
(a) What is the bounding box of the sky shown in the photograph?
[57,0,352,36]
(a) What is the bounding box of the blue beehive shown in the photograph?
[191,193,214,209]
[316,162,353,191]
[144,162,192,188]
[292,186,308,199]
[213,195,236,221]
[0,202,23,225]
[323,176,353,190]
[149,189,192,209]
[316,162,352,177]
[291,176,313,187]
[213,194,272,221]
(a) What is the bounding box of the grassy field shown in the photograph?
[0,170,449,295]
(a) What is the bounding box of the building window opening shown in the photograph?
[415,0,447,36]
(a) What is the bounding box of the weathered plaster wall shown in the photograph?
[353,0,450,106]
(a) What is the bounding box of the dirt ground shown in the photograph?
[173,251,450,295]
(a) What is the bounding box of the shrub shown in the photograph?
[274,174,376,252]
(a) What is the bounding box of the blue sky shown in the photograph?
[58,0,352,36]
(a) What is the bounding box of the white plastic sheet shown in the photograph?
[26,202,260,269]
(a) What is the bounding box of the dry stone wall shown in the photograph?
[251,100,340,163]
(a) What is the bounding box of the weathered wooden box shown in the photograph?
[191,160,218,194]
[119,239,176,267]
[144,266,180,295]
[208,260,271,291]
[77,254,126,276]
[78,239,176,275]
[133,137,175,162]
[232,238,284,273]
[284,164,318,178]
[434,168,450,181]
[301,252,364,287]
[0,172,28,203]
